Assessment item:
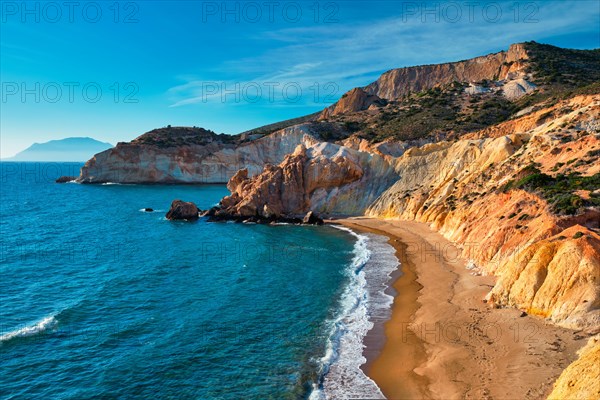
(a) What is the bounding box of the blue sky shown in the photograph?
[1,0,599,157]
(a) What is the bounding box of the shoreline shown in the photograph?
[333,217,585,399]
[330,219,430,399]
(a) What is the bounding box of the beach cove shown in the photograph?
[337,218,586,399]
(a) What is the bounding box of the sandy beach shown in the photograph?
[335,217,586,400]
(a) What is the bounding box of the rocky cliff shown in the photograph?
[320,41,599,121]
[366,94,600,328]
[78,42,599,184]
[321,43,532,118]
[77,125,320,183]
[366,43,530,99]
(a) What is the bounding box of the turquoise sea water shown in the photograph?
[0,162,397,399]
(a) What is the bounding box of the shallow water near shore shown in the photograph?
[0,162,399,399]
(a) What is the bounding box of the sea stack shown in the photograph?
[165,200,199,221]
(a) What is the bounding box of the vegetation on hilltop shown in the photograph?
[316,82,521,142]
[131,126,239,148]
[524,41,600,87]
[129,113,322,148]
[503,164,600,215]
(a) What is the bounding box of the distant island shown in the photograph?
[4,137,113,162]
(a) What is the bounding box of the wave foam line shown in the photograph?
[0,315,58,343]
[309,225,388,400]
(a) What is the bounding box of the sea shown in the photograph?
[0,162,399,399]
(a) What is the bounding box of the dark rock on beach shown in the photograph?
[166,200,199,221]
[302,211,324,225]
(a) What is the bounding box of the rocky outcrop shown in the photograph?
[502,78,538,100]
[463,94,600,141]
[548,335,600,400]
[55,176,76,183]
[320,88,385,118]
[218,142,399,218]
[165,200,199,221]
[77,125,320,184]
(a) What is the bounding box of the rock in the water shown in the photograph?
[302,211,323,225]
[56,176,76,183]
[144,208,154,212]
[165,200,199,221]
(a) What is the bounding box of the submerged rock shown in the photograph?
[165,200,199,221]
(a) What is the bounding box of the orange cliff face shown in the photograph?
[548,335,600,400]
[486,226,600,328]
[367,94,600,328]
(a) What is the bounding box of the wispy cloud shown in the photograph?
[168,1,599,108]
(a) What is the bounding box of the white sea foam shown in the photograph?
[0,315,58,343]
[309,226,399,400]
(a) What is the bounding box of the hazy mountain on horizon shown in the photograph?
[4,137,113,162]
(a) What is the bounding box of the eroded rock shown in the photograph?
[302,211,324,225]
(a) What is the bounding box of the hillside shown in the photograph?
[317,42,600,143]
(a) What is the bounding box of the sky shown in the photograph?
[1,0,599,157]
